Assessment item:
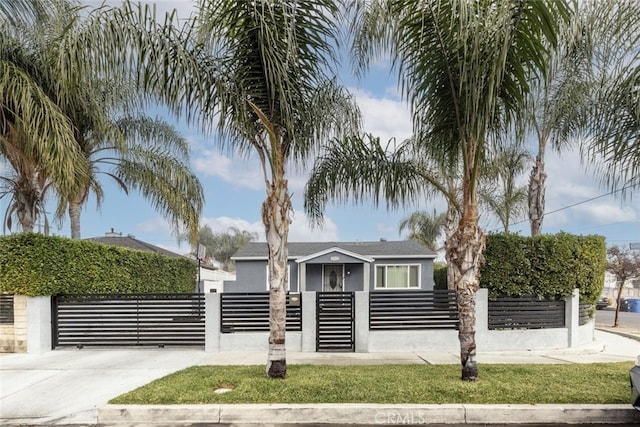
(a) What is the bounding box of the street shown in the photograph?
[595,307,640,332]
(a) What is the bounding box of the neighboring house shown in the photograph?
[225,240,437,292]
[85,229,185,258]
[198,265,236,293]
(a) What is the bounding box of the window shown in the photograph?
[375,264,420,289]
[265,265,291,291]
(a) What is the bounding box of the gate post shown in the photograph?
[475,288,489,349]
[301,292,316,352]
[354,291,369,352]
[27,296,52,353]
[566,288,579,348]
[205,292,220,352]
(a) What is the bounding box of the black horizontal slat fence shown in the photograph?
[369,290,459,330]
[0,295,14,324]
[488,296,565,330]
[316,292,354,352]
[220,292,302,333]
[578,302,593,326]
[52,293,205,347]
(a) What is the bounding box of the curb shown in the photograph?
[99,404,640,425]
[596,327,640,342]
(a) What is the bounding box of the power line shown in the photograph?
[490,184,635,232]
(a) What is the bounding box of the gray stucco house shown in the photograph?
[224,240,437,292]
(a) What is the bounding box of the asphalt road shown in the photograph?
[595,307,640,332]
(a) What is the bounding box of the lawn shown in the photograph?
[110,362,633,405]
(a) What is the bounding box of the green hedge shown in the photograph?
[480,232,605,303]
[433,262,448,290]
[0,233,197,296]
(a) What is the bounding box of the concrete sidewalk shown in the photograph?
[1,329,639,426]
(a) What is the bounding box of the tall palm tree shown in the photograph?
[1,1,88,232]
[83,0,361,377]
[399,210,446,252]
[310,0,570,380]
[479,144,531,233]
[581,1,640,193]
[2,1,204,241]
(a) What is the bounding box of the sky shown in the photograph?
[3,0,639,258]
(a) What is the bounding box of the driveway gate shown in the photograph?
[52,293,205,348]
[316,292,354,352]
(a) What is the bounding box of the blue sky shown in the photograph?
[3,0,638,257]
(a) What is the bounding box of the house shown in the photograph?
[85,229,185,258]
[224,240,437,292]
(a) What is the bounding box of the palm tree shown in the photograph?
[83,0,361,377]
[524,0,640,236]
[2,2,204,241]
[522,1,594,237]
[310,0,570,380]
[399,210,447,252]
[1,1,88,232]
[479,144,531,233]
[305,134,461,289]
[581,1,640,193]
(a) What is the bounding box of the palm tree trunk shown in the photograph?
[15,179,38,233]
[263,174,291,379]
[69,197,83,239]
[447,202,485,381]
[528,140,546,237]
[444,203,458,291]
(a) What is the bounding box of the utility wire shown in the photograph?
[490,184,635,232]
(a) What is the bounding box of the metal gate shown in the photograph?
[52,293,205,348]
[316,291,354,352]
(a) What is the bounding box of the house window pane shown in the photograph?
[374,264,421,289]
[409,265,419,288]
[386,266,407,288]
[376,266,385,288]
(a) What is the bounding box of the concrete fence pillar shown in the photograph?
[354,291,369,352]
[566,288,580,348]
[301,292,316,351]
[475,288,489,348]
[26,296,52,353]
[205,292,220,352]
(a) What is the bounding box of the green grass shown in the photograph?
[110,362,633,405]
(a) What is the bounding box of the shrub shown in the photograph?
[480,232,605,303]
[433,262,448,290]
[0,233,196,296]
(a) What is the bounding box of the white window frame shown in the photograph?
[374,264,421,290]
[265,264,291,291]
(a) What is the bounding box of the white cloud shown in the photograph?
[289,209,339,242]
[351,88,412,143]
[193,150,264,191]
[201,210,339,243]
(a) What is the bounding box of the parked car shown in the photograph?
[596,297,610,310]
[631,355,640,410]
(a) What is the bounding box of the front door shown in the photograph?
[323,264,344,292]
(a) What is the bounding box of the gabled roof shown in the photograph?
[85,235,185,259]
[295,247,374,264]
[232,240,437,261]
